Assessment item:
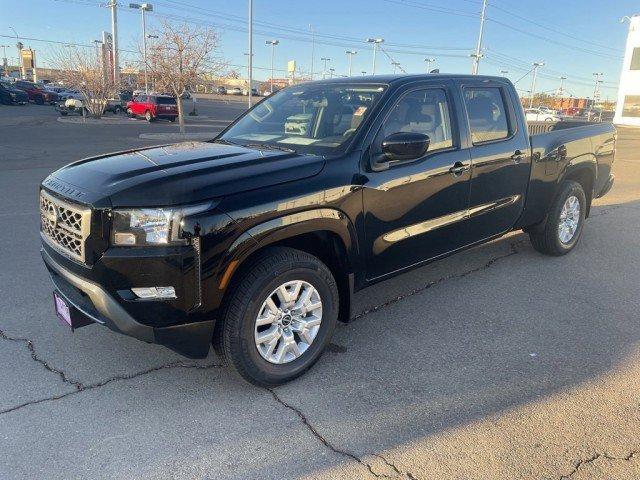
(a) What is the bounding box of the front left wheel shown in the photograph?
[214,247,339,386]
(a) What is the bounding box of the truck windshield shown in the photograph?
[218,83,387,155]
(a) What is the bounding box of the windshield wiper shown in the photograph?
[212,138,238,146]
[241,143,295,153]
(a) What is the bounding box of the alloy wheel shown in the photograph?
[558,195,580,243]
[254,280,322,364]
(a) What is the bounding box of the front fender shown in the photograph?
[213,207,359,298]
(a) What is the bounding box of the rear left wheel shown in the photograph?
[214,247,339,386]
[145,110,154,122]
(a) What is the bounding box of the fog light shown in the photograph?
[131,286,177,299]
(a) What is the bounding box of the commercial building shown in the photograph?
[614,14,640,126]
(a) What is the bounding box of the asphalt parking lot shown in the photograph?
[1,101,639,479]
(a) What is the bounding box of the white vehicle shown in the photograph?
[228,87,242,96]
[525,108,561,122]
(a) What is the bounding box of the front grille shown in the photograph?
[40,190,91,263]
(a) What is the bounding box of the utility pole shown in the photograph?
[472,0,488,74]
[266,40,279,93]
[424,57,435,73]
[366,38,384,75]
[321,57,330,79]
[592,72,603,109]
[247,0,253,108]
[345,50,357,76]
[556,76,567,97]
[106,1,120,88]
[309,24,315,80]
[129,3,153,93]
[529,61,545,109]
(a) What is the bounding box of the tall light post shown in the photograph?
[247,0,253,107]
[529,61,545,109]
[265,40,279,93]
[361,70,367,76]
[391,61,401,74]
[329,67,335,78]
[9,26,24,79]
[309,24,315,80]
[500,69,509,77]
[424,57,435,73]
[321,57,330,79]
[472,0,488,74]
[345,50,357,76]
[129,3,153,93]
[365,38,384,75]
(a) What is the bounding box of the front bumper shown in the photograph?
[41,248,214,358]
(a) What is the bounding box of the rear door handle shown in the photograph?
[449,161,470,177]
[511,150,525,164]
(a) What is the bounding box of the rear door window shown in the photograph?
[464,87,511,144]
[156,96,177,105]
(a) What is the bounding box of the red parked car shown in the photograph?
[14,81,58,104]
[126,94,178,122]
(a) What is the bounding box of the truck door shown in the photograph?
[461,82,531,241]
[362,83,473,280]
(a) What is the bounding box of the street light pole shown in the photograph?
[248,0,253,108]
[329,68,335,78]
[592,72,603,108]
[472,0,488,74]
[500,70,509,77]
[129,3,153,93]
[366,38,384,75]
[266,40,279,93]
[9,27,23,79]
[392,61,400,74]
[0,45,8,70]
[321,57,330,79]
[557,76,567,97]
[529,61,545,109]
[345,50,357,76]
[424,57,435,73]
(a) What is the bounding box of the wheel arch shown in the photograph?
[560,157,596,218]
[216,209,360,323]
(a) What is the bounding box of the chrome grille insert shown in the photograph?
[40,190,91,263]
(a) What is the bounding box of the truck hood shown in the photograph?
[43,142,325,207]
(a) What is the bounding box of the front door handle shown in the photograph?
[511,150,525,164]
[449,161,470,177]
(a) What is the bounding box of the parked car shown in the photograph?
[104,92,133,114]
[39,74,615,386]
[14,80,58,104]
[215,86,227,95]
[56,97,85,116]
[0,80,29,105]
[525,108,561,122]
[242,87,259,96]
[227,87,242,95]
[126,94,178,122]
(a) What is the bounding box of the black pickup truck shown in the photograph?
[40,75,615,385]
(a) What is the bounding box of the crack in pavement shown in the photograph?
[268,388,419,479]
[559,450,639,479]
[0,328,84,390]
[352,239,523,321]
[0,361,222,416]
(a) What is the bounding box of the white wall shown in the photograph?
[614,15,640,126]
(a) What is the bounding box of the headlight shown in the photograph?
[111,202,213,246]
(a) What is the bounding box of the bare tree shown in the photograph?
[52,45,111,118]
[146,21,223,133]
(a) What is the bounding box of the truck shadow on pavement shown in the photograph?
[1,200,639,479]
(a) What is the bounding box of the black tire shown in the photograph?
[529,180,586,256]
[215,247,339,386]
[168,116,176,122]
[145,110,154,122]
[60,111,68,116]
[126,107,134,118]
[35,96,44,105]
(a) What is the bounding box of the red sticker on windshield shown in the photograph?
[354,106,367,116]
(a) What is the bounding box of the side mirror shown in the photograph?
[378,132,430,165]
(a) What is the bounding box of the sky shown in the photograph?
[0,0,637,99]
